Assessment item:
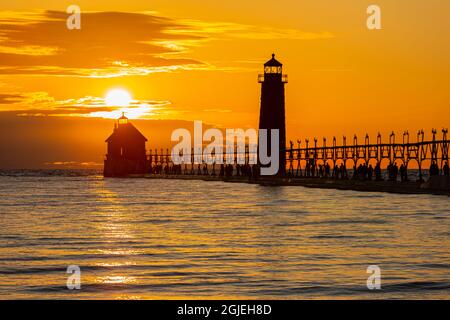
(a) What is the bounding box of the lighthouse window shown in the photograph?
[265,66,282,74]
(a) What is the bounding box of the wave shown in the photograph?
[0,169,102,177]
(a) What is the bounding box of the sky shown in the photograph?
[0,0,449,168]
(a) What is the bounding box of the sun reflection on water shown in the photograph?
[95,275,137,284]
[0,176,449,299]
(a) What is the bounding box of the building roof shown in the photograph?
[105,122,148,143]
[264,53,282,67]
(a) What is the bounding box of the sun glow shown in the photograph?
[105,89,132,107]
[85,88,162,119]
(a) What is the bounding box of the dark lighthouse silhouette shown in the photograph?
[258,53,288,175]
[103,113,148,177]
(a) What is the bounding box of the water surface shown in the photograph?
[0,172,449,299]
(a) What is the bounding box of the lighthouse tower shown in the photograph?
[258,54,287,175]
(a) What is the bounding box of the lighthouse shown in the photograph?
[258,54,288,175]
[103,113,148,177]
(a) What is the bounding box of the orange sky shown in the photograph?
[0,1,449,168]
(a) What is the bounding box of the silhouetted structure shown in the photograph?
[258,54,287,175]
[104,113,148,177]
[285,129,449,181]
[103,54,450,187]
[146,129,449,183]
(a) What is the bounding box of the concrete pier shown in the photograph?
[124,174,450,196]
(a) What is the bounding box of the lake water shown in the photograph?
[0,171,449,299]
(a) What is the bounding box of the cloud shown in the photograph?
[0,93,25,104]
[0,90,239,121]
[0,91,55,111]
[0,91,174,119]
[202,108,232,113]
[0,10,333,77]
[173,20,333,41]
[0,11,205,77]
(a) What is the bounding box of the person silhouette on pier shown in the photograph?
[253,164,260,179]
[305,162,311,177]
[325,162,330,177]
[226,164,233,177]
[399,163,408,182]
[332,163,339,179]
[444,161,449,176]
[352,164,358,180]
[340,163,347,179]
[368,164,374,181]
[429,161,439,176]
[318,164,324,178]
[391,162,399,181]
[375,162,382,181]
[362,163,368,180]
[388,162,398,181]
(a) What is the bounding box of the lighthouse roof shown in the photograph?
[105,121,147,143]
[264,53,282,67]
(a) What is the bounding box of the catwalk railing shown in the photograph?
[146,129,450,181]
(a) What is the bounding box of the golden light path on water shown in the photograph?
[0,173,449,299]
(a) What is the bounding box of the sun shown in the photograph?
[105,89,132,107]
